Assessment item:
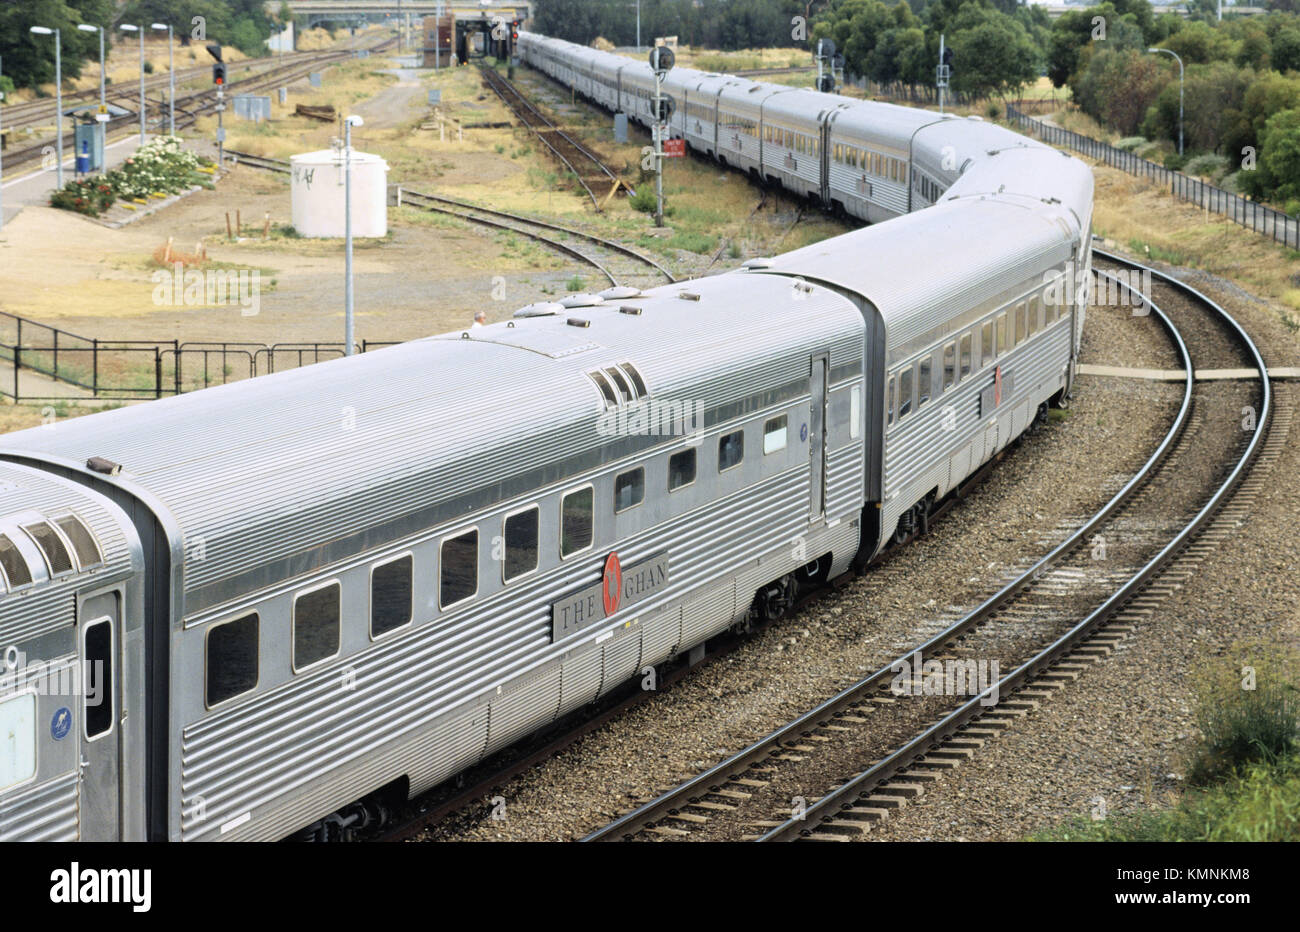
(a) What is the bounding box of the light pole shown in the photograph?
[1,54,6,230]
[637,0,641,51]
[120,24,146,143]
[29,26,63,188]
[1149,47,1183,157]
[152,24,174,136]
[76,23,105,113]
[344,115,363,356]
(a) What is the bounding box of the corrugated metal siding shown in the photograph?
[0,771,78,841]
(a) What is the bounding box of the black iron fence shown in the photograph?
[1007,104,1300,251]
[0,310,403,403]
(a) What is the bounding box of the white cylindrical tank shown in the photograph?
[289,148,389,238]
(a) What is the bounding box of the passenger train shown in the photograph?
[0,32,1092,840]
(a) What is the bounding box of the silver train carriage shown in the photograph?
[0,33,1093,841]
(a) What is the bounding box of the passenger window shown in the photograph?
[83,618,113,739]
[764,415,788,453]
[918,357,932,408]
[503,507,539,581]
[21,521,72,576]
[371,555,413,636]
[718,430,744,472]
[54,516,102,569]
[669,448,697,490]
[1045,296,1059,324]
[959,334,972,381]
[0,534,32,589]
[206,613,258,706]
[898,366,913,419]
[614,468,645,513]
[981,322,994,364]
[1028,297,1041,336]
[440,528,479,605]
[560,488,593,557]
[997,313,1009,354]
[942,343,956,391]
[1015,304,1027,344]
[294,582,340,671]
[850,386,862,439]
[886,375,895,425]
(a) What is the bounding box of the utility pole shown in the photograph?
[153,24,174,136]
[937,34,950,114]
[1,54,6,231]
[1149,47,1183,156]
[344,115,363,356]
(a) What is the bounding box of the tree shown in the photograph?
[1246,107,1300,202]
[947,4,1041,100]
[1272,27,1300,73]
[0,0,113,89]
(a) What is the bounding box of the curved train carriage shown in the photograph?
[0,33,1093,841]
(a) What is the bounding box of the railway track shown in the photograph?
[226,151,675,289]
[477,65,631,211]
[581,250,1280,842]
[2,38,394,173]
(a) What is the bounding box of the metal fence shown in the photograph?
[1007,103,1300,251]
[0,309,403,403]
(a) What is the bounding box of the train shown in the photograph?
[0,32,1092,841]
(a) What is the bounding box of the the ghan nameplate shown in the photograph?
[551,551,670,643]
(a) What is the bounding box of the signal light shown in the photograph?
[213,62,227,85]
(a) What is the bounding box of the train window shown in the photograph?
[918,357,932,409]
[1015,304,1027,345]
[560,487,593,558]
[371,554,413,636]
[206,613,259,707]
[589,370,619,407]
[719,430,744,472]
[21,521,73,576]
[293,582,340,671]
[886,375,895,425]
[614,468,645,513]
[1028,296,1041,336]
[851,386,862,439]
[898,367,913,419]
[82,617,113,740]
[0,534,32,590]
[764,415,788,453]
[942,342,956,391]
[997,313,1009,354]
[503,507,539,582]
[1045,295,1059,325]
[54,515,102,569]
[668,448,697,491]
[981,322,994,364]
[440,528,480,606]
[959,334,973,381]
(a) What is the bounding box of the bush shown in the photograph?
[1182,152,1229,180]
[49,177,116,216]
[628,186,658,214]
[1116,136,1148,151]
[1287,200,1300,219]
[985,101,1002,120]
[143,61,154,75]
[1163,150,1188,171]
[565,275,586,291]
[1185,648,1300,786]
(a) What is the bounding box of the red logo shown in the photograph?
[602,552,622,616]
[994,366,1003,407]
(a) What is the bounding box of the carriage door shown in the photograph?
[78,588,121,840]
[809,353,829,522]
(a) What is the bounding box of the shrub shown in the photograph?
[1185,647,1300,786]
[628,186,658,214]
[565,275,586,291]
[1288,199,1300,218]
[985,101,1002,120]
[1116,136,1148,151]
[1182,152,1229,180]
[49,177,116,216]
[1163,150,1188,171]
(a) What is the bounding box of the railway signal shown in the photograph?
[815,37,836,94]
[937,35,951,115]
[207,44,226,167]
[649,44,674,227]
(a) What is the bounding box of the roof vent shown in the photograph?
[513,301,565,318]
[567,318,591,328]
[559,293,605,309]
[618,305,642,316]
[678,291,701,302]
[86,457,121,476]
[741,257,774,270]
[599,286,643,300]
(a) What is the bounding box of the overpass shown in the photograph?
[285,0,530,21]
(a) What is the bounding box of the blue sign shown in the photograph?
[800,422,808,443]
[51,707,72,741]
